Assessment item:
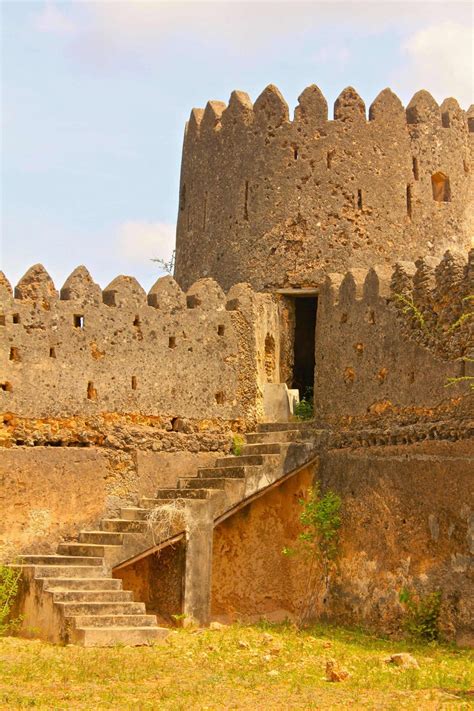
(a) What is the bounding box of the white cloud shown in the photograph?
[118,221,176,266]
[401,21,473,107]
[34,1,75,36]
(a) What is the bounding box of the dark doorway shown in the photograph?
[292,296,318,396]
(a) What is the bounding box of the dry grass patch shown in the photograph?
[0,623,472,709]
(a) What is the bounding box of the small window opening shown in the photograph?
[327,150,335,169]
[49,347,56,358]
[87,381,97,400]
[412,157,419,180]
[406,184,413,219]
[12,313,20,324]
[292,144,298,160]
[215,391,225,405]
[217,325,225,336]
[131,375,138,390]
[244,181,249,222]
[179,184,186,212]
[264,334,276,382]
[0,315,5,326]
[1,382,13,392]
[9,347,20,362]
[73,314,84,328]
[169,336,176,349]
[357,189,363,209]
[441,112,450,128]
[431,172,451,202]
[133,315,140,327]
[468,117,474,133]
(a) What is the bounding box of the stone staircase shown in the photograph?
[12,422,325,646]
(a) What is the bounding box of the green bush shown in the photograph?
[294,387,314,421]
[399,587,442,641]
[231,434,245,456]
[0,565,21,636]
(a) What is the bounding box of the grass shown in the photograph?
[0,623,472,709]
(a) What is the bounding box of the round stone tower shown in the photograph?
[174,84,473,291]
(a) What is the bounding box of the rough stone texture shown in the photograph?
[113,543,185,625]
[0,266,279,421]
[0,447,109,556]
[211,465,315,622]
[314,252,472,418]
[175,85,472,291]
[319,440,473,643]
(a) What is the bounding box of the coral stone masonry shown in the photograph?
[1,83,473,647]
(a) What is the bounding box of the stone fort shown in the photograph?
[1,84,473,647]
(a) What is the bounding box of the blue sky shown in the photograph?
[1,0,472,291]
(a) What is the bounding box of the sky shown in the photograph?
[1,0,473,291]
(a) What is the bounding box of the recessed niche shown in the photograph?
[357,189,363,209]
[9,347,20,362]
[87,381,97,400]
[1,382,12,392]
[406,184,413,219]
[0,315,5,326]
[131,376,138,390]
[49,347,56,358]
[73,314,84,328]
[412,157,419,181]
[215,391,225,405]
[217,325,225,336]
[431,172,451,202]
[12,313,20,324]
[169,336,177,349]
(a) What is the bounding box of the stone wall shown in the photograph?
[314,250,473,419]
[320,440,473,644]
[175,84,473,291]
[0,266,279,421]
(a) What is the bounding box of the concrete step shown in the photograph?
[245,430,308,444]
[42,577,122,591]
[241,443,281,455]
[100,519,148,533]
[59,601,146,616]
[257,422,314,432]
[215,454,264,467]
[20,554,103,567]
[57,543,119,558]
[180,477,237,490]
[75,626,169,647]
[72,614,157,628]
[197,466,245,479]
[33,565,106,579]
[120,507,149,521]
[154,488,215,500]
[53,590,133,603]
[79,531,124,545]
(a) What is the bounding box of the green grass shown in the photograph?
[0,623,472,709]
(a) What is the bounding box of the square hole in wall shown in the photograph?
[0,315,5,326]
[87,381,97,400]
[169,336,177,349]
[131,376,138,390]
[9,347,20,362]
[49,347,56,358]
[215,391,225,405]
[1,382,13,392]
[12,313,20,324]
[73,314,84,328]
[217,325,225,336]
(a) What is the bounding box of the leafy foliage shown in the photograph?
[0,565,21,636]
[399,588,442,642]
[231,434,245,456]
[293,387,314,421]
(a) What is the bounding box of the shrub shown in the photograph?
[399,587,442,641]
[0,565,21,636]
[231,434,245,456]
[294,387,314,421]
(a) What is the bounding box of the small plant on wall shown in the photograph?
[399,587,442,642]
[283,482,342,626]
[293,387,314,421]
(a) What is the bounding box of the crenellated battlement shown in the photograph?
[175,84,473,292]
[0,265,278,420]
